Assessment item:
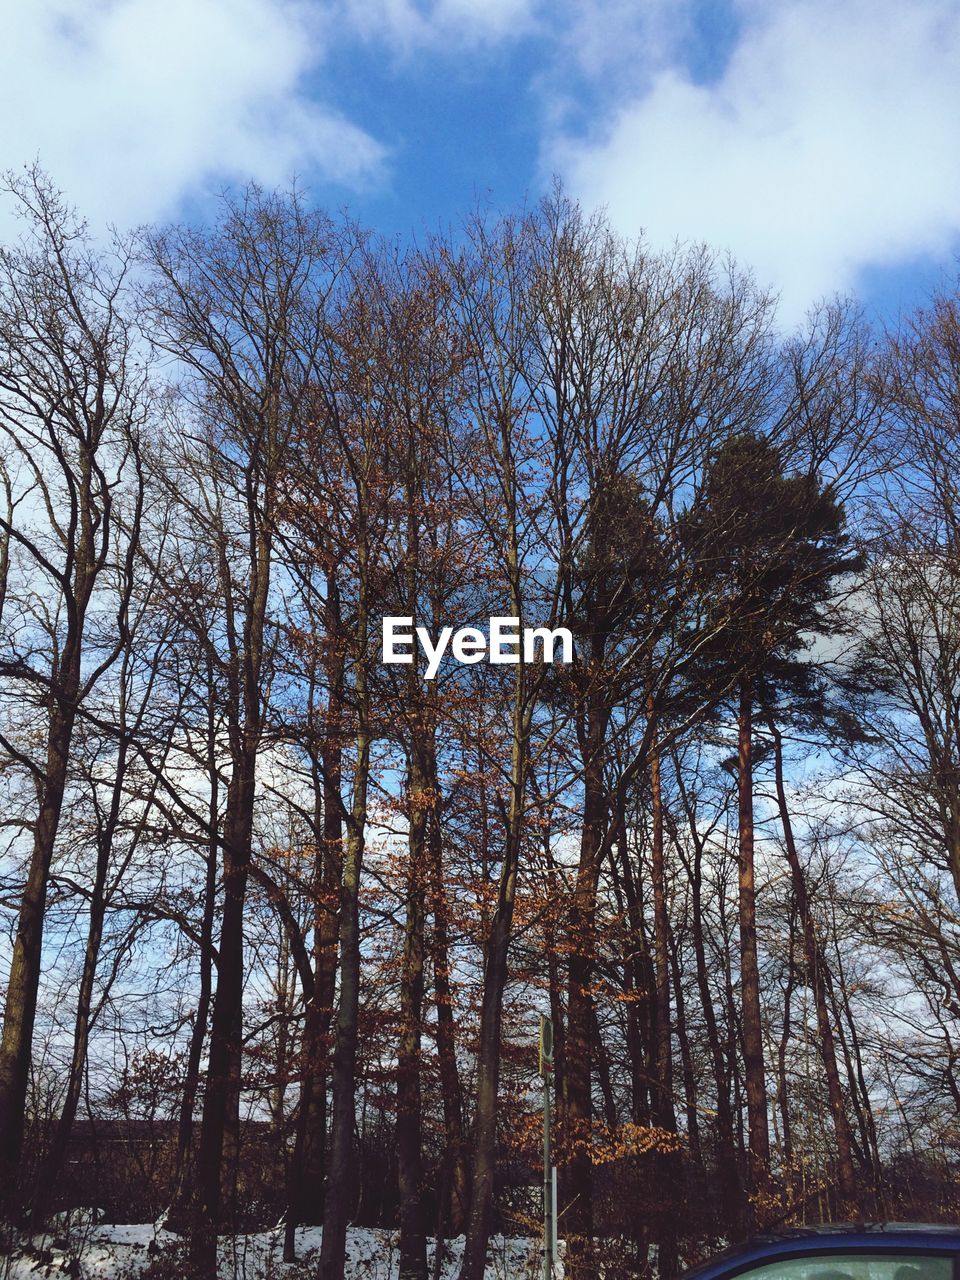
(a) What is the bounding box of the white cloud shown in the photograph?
[555,0,692,86]
[546,0,960,326]
[337,0,538,55]
[0,0,385,233]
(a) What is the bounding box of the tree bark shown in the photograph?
[0,638,87,1216]
[456,703,527,1280]
[426,748,469,1237]
[172,659,221,1216]
[284,578,344,1261]
[319,547,371,1280]
[648,717,679,1279]
[561,673,607,1276]
[191,747,258,1272]
[737,678,771,1214]
[397,748,428,1280]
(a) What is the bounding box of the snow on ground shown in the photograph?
[4,1222,552,1279]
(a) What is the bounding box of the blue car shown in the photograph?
[682,1225,960,1280]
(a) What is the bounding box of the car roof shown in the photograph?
[682,1224,960,1280]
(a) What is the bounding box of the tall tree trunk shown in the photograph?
[173,662,220,1215]
[670,934,703,1176]
[319,558,371,1280]
[397,747,428,1280]
[0,177,133,1224]
[174,830,218,1205]
[29,660,155,1229]
[191,747,258,1274]
[671,787,743,1232]
[776,905,796,1187]
[190,523,273,1270]
[769,719,858,1217]
[284,580,345,1262]
[829,956,885,1214]
[457,410,535,1280]
[611,807,654,1128]
[426,748,468,1237]
[0,459,96,1215]
[562,675,607,1277]
[457,679,530,1280]
[0,676,81,1218]
[736,678,770,1215]
[648,717,680,1280]
[590,1001,618,1130]
[649,730,675,1132]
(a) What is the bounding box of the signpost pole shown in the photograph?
[540,1015,554,1280]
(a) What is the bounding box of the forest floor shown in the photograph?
[4,1221,553,1279]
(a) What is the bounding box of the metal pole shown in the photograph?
[551,1166,558,1259]
[543,1062,553,1280]
[540,1014,554,1280]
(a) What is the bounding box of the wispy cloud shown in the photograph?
[337,0,539,53]
[545,0,960,325]
[0,0,385,232]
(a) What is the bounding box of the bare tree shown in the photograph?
[141,183,345,1275]
[0,166,148,1220]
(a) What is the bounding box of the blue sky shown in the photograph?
[3,0,960,329]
